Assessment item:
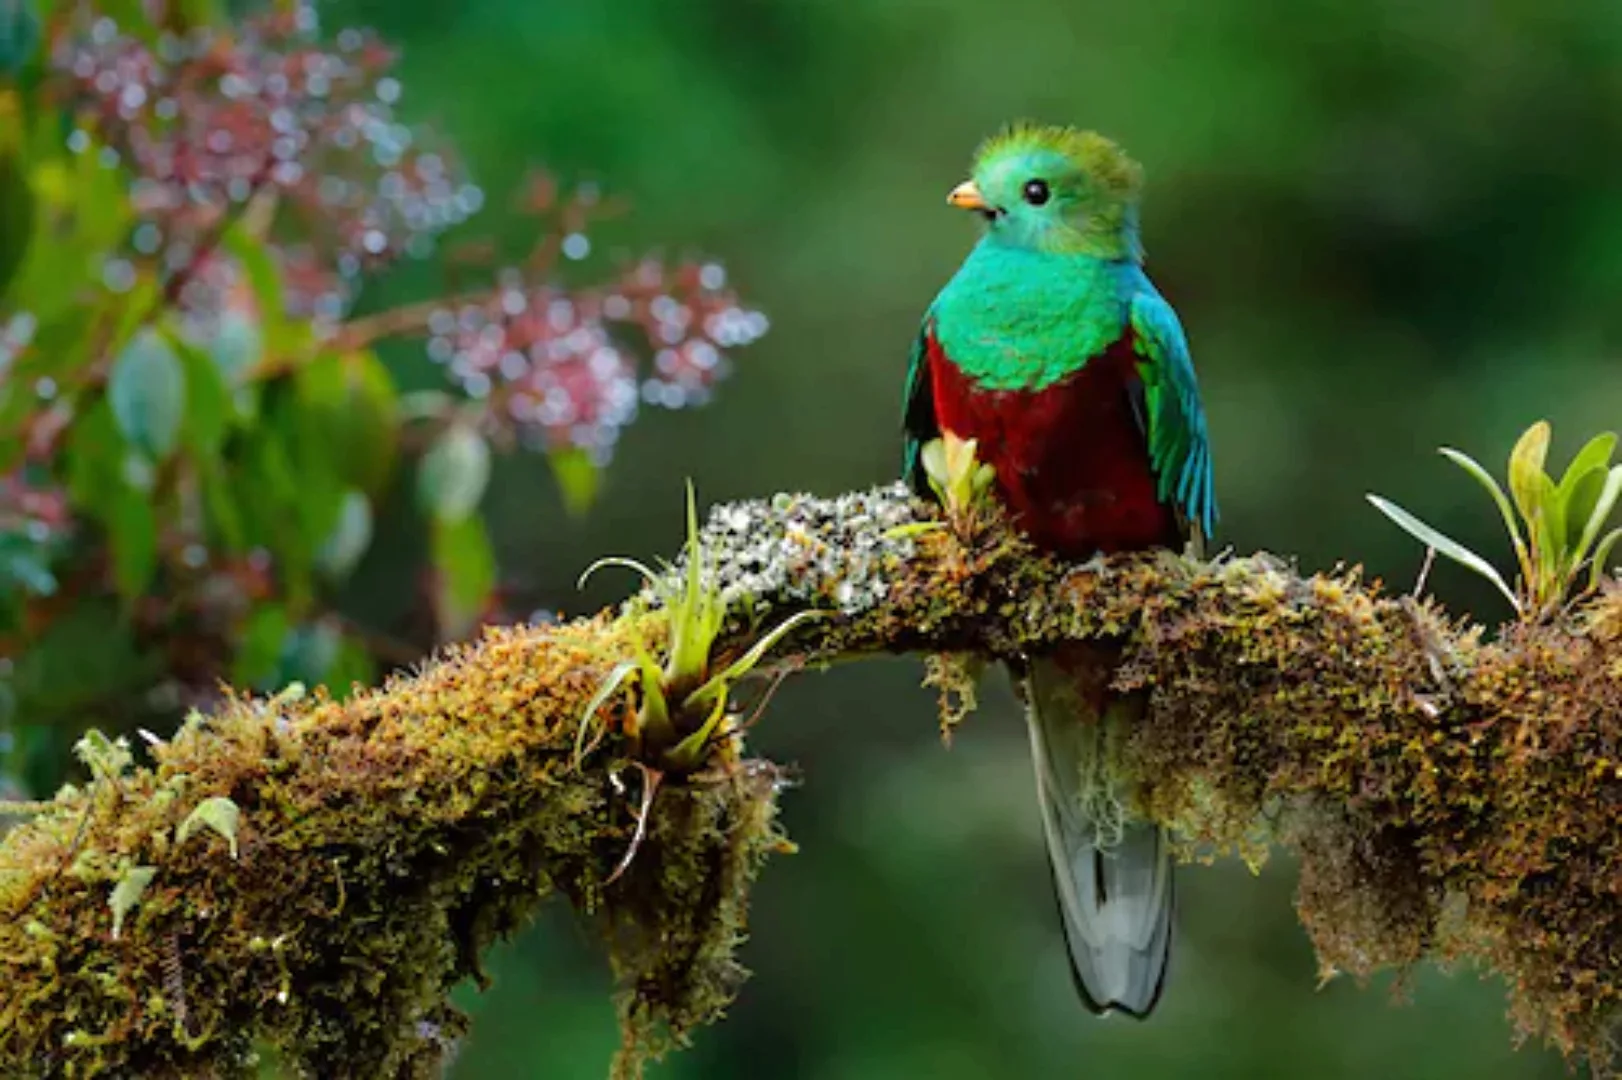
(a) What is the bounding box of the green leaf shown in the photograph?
[220,225,288,351]
[65,401,127,510]
[919,439,949,502]
[1438,447,1526,565]
[74,728,132,782]
[666,694,728,769]
[1556,432,1616,497]
[686,609,822,708]
[108,484,157,605]
[550,448,600,516]
[176,796,239,859]
[577,555,661,593]
[430,513,496,639]
[233,604,290,688]
[109,865,156,941]
[1507,421,1551,534]
[198,459,245,552]
[108,329,186,460]
[1560,465,1608,553]
[330,351,399,496]
[418,424,491,523]
[1367,494,1519,610]
[575,659,637,768]
[209,311,263,403]
[1591,527,1622,592]
[315,490,373,581]
[260,382,345,582]
[0,0,40,80]
[175,339,230,455]
[1575,467,1622,569]
[0,138,35,303]
[1533,472,1565,589]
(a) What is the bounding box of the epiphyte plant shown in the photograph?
[919,431,998,520]
[1369,420,1622,618]
[577,483,820,774]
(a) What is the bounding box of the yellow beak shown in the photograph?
[947,180,987,211]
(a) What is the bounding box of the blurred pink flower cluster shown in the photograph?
[50,1,479,323]
[428,256,768,462]
[426,210,768,462]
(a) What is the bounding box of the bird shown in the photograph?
[900,123,1216,1018]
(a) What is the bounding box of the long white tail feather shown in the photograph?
[1025,656,1174,1018]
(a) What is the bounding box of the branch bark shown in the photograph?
[3,483,1621,1078]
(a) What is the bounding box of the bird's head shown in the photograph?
[948,124,1144,260]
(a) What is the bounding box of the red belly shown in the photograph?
[926,329,1179,558]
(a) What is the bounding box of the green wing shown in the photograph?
[1128,289,1217,543]
[900,317,939,495]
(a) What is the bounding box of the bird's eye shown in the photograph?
[1023,179,1050,206]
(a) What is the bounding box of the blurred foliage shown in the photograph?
[0,0,763,794]
[6,0,1622,1076]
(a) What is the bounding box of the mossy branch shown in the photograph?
[4,483,1622,1077]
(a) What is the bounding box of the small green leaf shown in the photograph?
[199,459,245,552]
[417,424,490,523]
[0,0,41,80]
[108,329,186,460]
[575,659,637,768]
[550,448,600,516]
[1439,447,1527,567]
[73,729,132,782]
[1533,472,1565,597]
[176,796,240,859]
[1367,494,1519,610]
[686,609,822,708]
[108,484,157,605]
[919,439,949,503]
[578,555,661,592]
[315,490,373,581]
[667,481,723,681]
[1507,421,1551,533]
[1560,466,1608,553]
[65,401,127,510]
[1590,527,1622,591]
[1575,467,1622,569]
[176,339,230,455]
[332,351,399,496]
[430,513,496,639]
[666,694,728,769]
[209,311,263,395]
[1557,432,1616,493]
[109,865,156,940]
[221,225,288,350]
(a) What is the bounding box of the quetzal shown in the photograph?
[901,124,1216,1018]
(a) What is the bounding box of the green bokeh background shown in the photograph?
[325,0,1622,1075]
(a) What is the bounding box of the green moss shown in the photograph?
[0,614,787,1078]
[6,483,1622,1077]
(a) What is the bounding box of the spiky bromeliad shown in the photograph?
[901,125,1217,1018]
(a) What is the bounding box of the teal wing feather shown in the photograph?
[900,316,938,494]
[1128,290,1217,542]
